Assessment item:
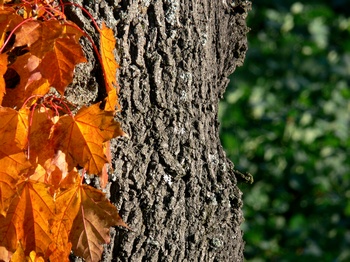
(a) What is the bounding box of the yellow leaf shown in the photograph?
[27,250,45,262]
[10,243,25,262]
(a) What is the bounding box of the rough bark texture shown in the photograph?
[67,0,251,261]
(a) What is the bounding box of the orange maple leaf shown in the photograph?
[25,106,71,189]
[104,88,119,112]
[47,171,78,262]
[99,23,121,187]
[0,171,18,217]
[0,150,30,179]
[0,179,55,257]
[0,107,31,216]
[29,20,64,59]
[2,53,51,108]
[0,107,29,150]
[53,103,124,174]
[100,22,119,94]
[0,53,7,104]
[39,37,87,94]
[26,107,56,166]
[0,107,31,182]
[13,20,41,48]
[0,8,23,48]
[54,174,127,262]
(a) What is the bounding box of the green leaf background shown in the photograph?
[220,1,350,261]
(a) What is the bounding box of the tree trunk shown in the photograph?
[67,0,251,261]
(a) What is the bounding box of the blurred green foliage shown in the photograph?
[219,1,350,261]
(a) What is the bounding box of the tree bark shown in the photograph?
[67,0,251,261]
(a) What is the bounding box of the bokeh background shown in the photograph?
[219,1,350,261]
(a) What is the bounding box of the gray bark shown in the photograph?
[67,0,251,261]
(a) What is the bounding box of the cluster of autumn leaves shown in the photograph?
[0,0,127,261]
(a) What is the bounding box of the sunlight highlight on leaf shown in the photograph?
[39,37,87,94]
[100,22,119,93]
[0,53,7,104]
[14,20,41,47]
[54,103,124,174]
